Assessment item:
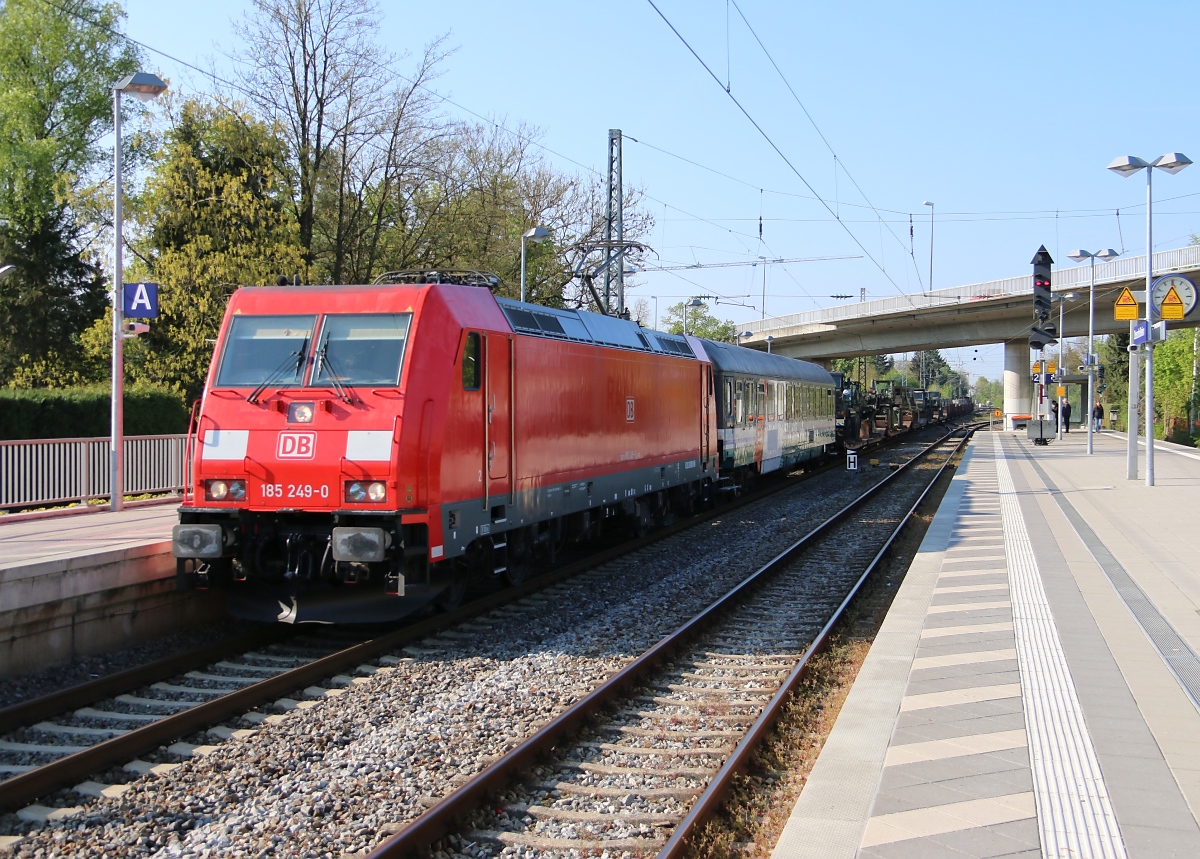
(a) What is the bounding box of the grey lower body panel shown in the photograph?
[441,455,716,559]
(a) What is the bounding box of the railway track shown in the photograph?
[366,425,979,858]
[0,422,974,854]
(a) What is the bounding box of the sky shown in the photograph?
[121,0,1200,384]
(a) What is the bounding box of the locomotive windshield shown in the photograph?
[312,313,412,387]
[215,315,316,388]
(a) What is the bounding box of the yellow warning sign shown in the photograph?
[1161,285,1185,320]
[1048,361,1057,374]
[1115,286,1139,321]
[1056,385,1066,397]
[993,409,1002,418]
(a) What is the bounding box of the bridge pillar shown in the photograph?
[1003,341,1032,430]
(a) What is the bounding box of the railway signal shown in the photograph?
[1029,246,1057,351]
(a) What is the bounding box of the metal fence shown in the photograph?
[0,434,188,511]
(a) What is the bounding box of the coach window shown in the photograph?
[462,332,481,390]
[725,378,734,425]
[736,379,746,427]
[757,382,766,422]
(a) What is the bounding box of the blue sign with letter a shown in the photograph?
[123,282,159,318]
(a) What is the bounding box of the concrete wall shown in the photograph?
[0,542,225,678]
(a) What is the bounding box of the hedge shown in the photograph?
[0,386,190,440]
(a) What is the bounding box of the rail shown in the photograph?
[0,434,188,511]
[747,245,1200,335]
[366,424,976,858]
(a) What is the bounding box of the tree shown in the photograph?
[906,349,953,388]
[0,0,141,385]
[973,376,1003,409]
[660,301,736,342]
[1151,329,1196,441]
[102,99,304,402]
[1101,331,1131,430]
[232,0,452,279]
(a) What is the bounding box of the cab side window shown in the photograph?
[462,332,481,390]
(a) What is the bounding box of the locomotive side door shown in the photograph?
[702,365,712,467]
[484,333,512,509]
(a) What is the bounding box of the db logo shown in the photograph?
[277,431,316,459]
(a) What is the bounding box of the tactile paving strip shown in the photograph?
[993,433,1127,859]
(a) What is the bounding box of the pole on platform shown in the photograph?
[1087,258,1096,452]
[1057,298,1065,441]
[109,72,167,512]
[1108,152,1191,484]
[1144,167,1155,486]
[110,87,124,511]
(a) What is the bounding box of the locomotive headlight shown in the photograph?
[344,480,387,503]
[228,480,247,501]
[288,402,315,423]
[205,479,230,500]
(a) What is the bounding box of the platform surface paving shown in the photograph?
[771,428,1200,859]
[0,504,177,569]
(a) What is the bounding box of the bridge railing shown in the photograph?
[0,434,188,511]
[747,245,1200,335]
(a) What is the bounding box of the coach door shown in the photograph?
[483,333,512,511]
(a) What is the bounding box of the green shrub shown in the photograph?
[0,386,189,440]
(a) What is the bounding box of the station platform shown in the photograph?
[772,428,1200,859]
[0,504,177,570]
[0,504,220,677]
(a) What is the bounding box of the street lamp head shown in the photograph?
[1095,248,1120,261]
[522,226,551,243]
[1153,152,1192,175]
[922,200,934,207]
[0,264,15,281]
[1067,249,1093,262]
[114,71,168,102]
[1063,292,1081,300]
[1107,155,1150,177]
[686,297,704,308]
[740,330,753,339]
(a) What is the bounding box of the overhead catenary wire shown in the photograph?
[729,0,921,284]
[644,0,917,301]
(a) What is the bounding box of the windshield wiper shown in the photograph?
[247,337,308,404]
[315,334,354,404]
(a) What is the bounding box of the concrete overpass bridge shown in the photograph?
[740,245,1200,424]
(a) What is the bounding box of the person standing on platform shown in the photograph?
[1062,400,1072,433]
[1050,400,1058,429]
[1093,402,1103,432]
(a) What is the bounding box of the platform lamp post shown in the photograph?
[1108,153,1191,486]
[738,330,753,348]
[683,297,704,335]
[520,226,550,303]
[766,335,775,354]
[1055,292,1080,440]
[1068,248,1120,455]
[111,72,168,512]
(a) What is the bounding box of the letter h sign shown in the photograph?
[123,282,159,318]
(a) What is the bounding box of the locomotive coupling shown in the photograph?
[331,527,392,563]
[172,524,227,558]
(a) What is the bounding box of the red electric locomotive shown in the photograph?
[173,271,719,622]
